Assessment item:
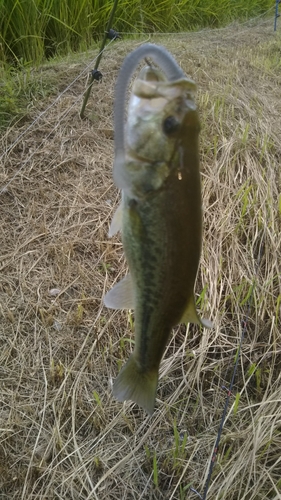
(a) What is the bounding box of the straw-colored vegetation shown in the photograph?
[0,14,281,500]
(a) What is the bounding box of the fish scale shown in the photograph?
[104,45,213,415]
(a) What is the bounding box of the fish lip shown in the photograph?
[132,77,196,101]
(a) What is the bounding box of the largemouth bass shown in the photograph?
[104,44,212,415]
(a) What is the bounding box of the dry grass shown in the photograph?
[0,17,281,500]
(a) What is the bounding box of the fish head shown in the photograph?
[119,65,199,196]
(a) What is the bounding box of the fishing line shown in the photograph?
[0,5,273,169]
[0,79,96,196]
[115,6,274,36]
[0,38,117,196]
[0,8,274,197]
[0,37,116,164]
[190,233,265,500]
[115,17,273,49]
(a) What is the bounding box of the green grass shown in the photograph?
[0,0,273,65]
[0,15,280,500]
[0,0,274,129]
[0,64,59,130]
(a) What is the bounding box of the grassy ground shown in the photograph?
[0,15,281,500]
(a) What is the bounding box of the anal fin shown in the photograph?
[180,296,213,329]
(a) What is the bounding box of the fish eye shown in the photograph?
[163,115,179,135]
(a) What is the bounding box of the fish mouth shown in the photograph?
[132,76,194,102]
[132,65,196,101]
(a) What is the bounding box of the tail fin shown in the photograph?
[113,355,158,415]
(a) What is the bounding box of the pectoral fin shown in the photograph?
[108,203,122,237]
[104,274,135,309]
[180,297,213,329]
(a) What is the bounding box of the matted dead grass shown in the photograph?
[0,17,281,500]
